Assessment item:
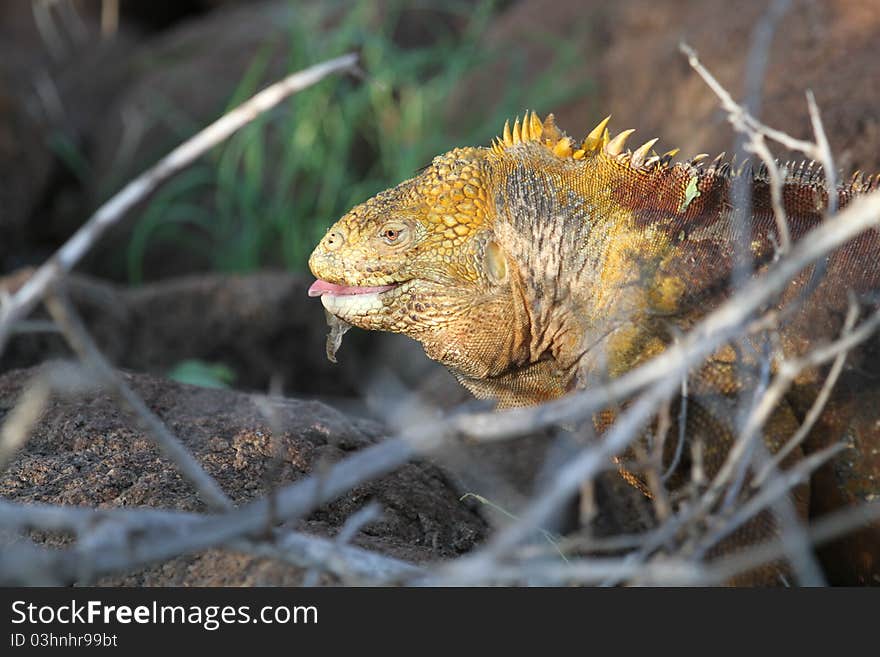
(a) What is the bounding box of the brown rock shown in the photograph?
[0,366,487,585]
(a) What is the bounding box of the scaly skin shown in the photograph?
[308,112,880,584]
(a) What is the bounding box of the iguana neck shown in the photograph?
[485,155,668,403]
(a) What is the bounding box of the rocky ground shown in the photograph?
[0,366,488,585]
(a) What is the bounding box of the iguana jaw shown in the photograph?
[309,278,401,319]
[309,278,417,327]
[318,289,387,318]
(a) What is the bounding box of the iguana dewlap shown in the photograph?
[307,112,880,584]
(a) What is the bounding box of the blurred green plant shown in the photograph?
[167,359,236,389]
[127,0,592,283]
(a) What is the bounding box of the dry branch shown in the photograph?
[0,499,421,585]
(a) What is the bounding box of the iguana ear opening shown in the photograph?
[485,240,509,285]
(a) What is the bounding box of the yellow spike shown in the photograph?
[503,120,512,146]
[529,111,543,140]
[582,115,611,151]
[553,137,573,158]
[542,113,561,143]
[663,148,680,159]
[521,114,531,141]
[512,116,522,143]
[691,153,709,163]
[630,138,659,168]
[601,128,610,148]
[572,149,586,160]
[605,128,636,156]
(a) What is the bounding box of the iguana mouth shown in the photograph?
[307,279,399,297]
[309,278,404,320]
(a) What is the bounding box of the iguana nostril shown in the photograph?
[324,229,346,251]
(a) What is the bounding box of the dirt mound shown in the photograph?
[459,0,880,172]
[0,366,487,585]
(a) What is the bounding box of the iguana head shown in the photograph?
[308,141,524,379]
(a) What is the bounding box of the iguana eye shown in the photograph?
[379,222,408,245]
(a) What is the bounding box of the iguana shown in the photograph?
[307,112,880,585]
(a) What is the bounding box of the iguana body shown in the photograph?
[308,113,880,585]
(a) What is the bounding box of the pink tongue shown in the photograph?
[308,279,397,297]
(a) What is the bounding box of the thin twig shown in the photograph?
[695,443,846,559]
[100,0,119,39]
[662,374,688,481]
[752,299,862,487]
[303,502,383,586]
[420,555,706,587]
[806,90,838,216]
